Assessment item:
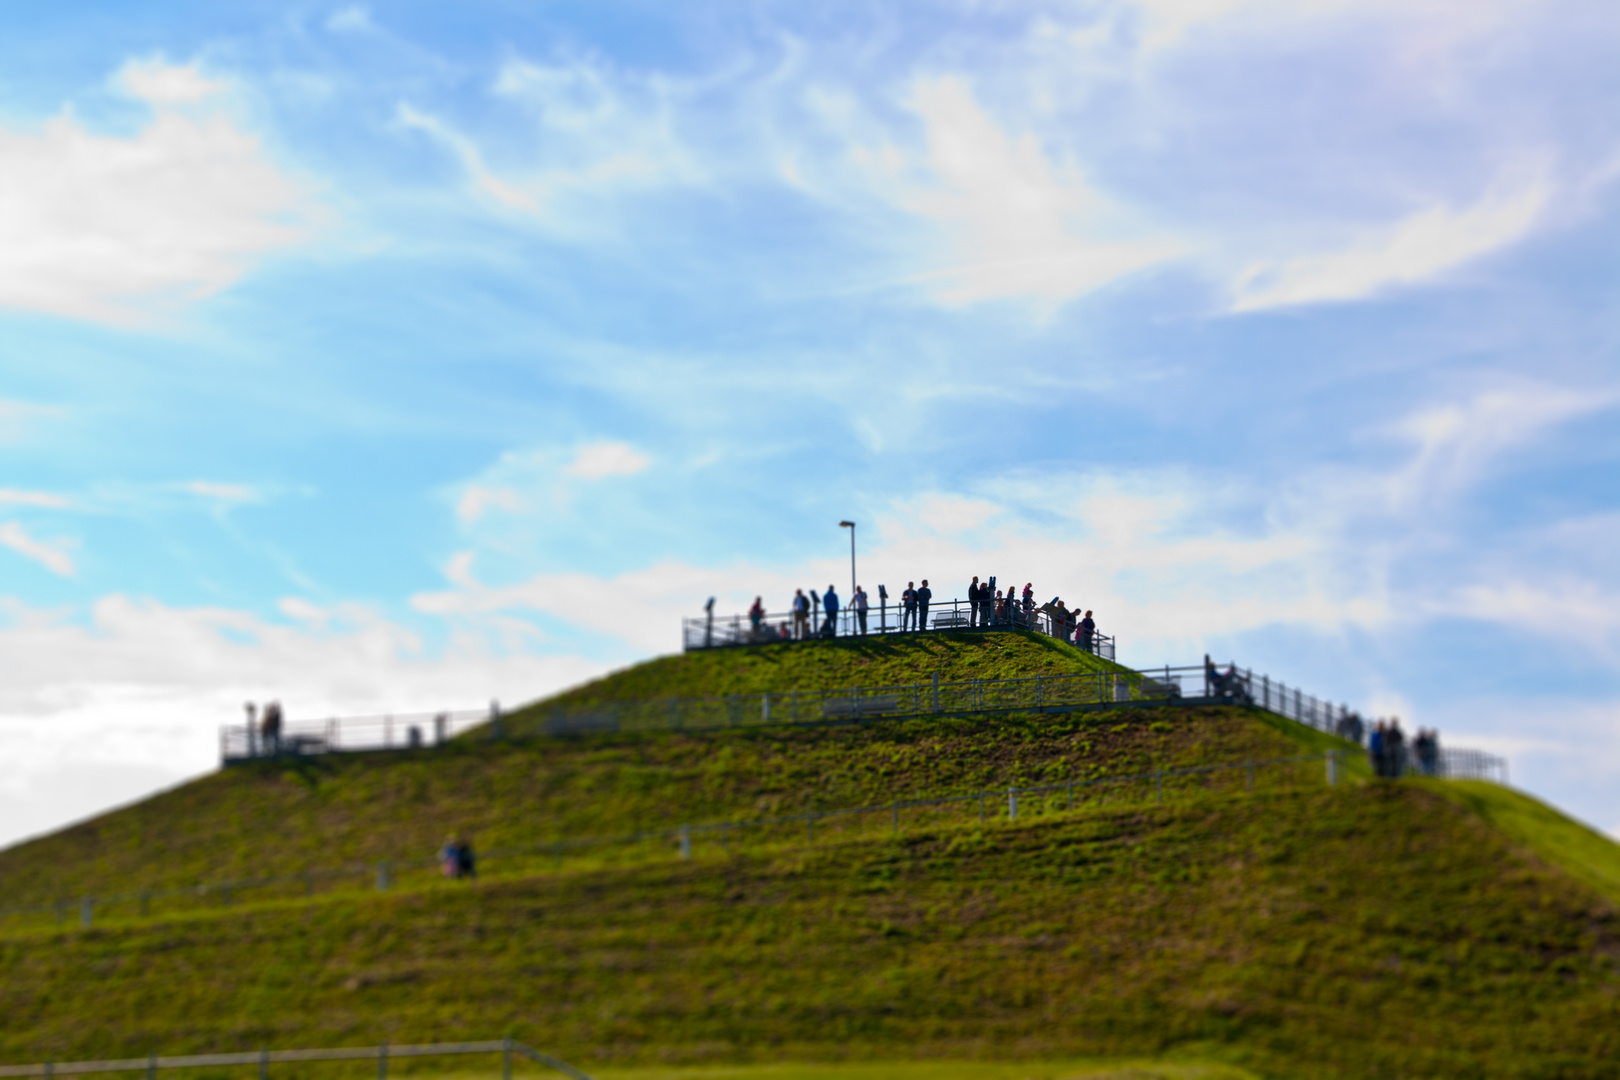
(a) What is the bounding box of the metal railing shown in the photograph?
[221,707,491,763]
[683,597,1115,659]
[219,663,1505,787]
[0,1039,590,1080]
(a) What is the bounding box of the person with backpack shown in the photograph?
[822,585,840,638]
[792,589,810,640]
[916,580,932,630]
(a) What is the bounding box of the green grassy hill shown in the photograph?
[2,632,1619,1079]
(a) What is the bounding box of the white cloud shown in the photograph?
[179,480,261,504]
[0,489,70,509]
[326,6,372,33]
[114,56,228,105]
[564,441,651,479]
[0,59,318,324]
[1232,177,1549,311]
[0,594,607,849]
[866,76,1180,307]
[457,485,523,524]
[398,56,694,233]
[0,522,75,577]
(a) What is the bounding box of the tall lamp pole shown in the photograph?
[839,520,856,599]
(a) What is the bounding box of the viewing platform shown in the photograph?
[682,596,1115,659]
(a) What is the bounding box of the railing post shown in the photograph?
[150,1053,159,1080]
[1326,749,1338,786]
[376,861,391,892]
[1008,788,1018,821]
[259,1048,269,1080]
[1036,675,1043,707]
[1154,769,1162,803]
[892,799,900,835]
[377,1041,387,1080]
[806,811,814,842]
[1067,778,1073,811]
[502,1037,513,1080]
[762,694,770,723]
[1246,759,1255,792]
[679,824,691,859]
[80,895,93,927]
[932,672,940,712]
[979,790,986,823]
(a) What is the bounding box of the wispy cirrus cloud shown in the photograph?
[0,522,75,577]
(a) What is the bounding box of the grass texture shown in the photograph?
[1,635,1618,1079]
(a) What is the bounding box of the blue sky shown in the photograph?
[2,0,1619,847]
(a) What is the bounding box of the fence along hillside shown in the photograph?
[222,660,1502,784]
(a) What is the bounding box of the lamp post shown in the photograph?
[839,520,856,600]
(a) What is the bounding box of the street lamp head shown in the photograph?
[839,520,855,528]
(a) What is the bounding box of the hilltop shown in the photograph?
[1,631,1618,1079]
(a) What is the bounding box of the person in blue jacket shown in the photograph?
[822,585,840,638]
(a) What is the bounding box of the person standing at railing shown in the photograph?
[792,589,811,640]
[902,582,918,630]
[850,585,869,635]
[262,701,283,756]
[822,585,840,638]
[967,576,982,626]
[749,596,765,639]
[1386,719,1406,778]
[916,579,932,630]
[1369,720,1388,778]
[1021,583,1034,627]
[1078,610,1095,654]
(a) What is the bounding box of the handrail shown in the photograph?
[0,1040,591,1080]
[682,597,1114,657]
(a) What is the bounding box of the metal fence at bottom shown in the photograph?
[0,1039,591,1080]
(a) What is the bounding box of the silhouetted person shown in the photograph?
[822,585,840,638]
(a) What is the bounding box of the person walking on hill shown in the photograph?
[902,582,918,631]
[916,580,932,630]
[822,585,840,638]
[792,589,810,640]
[851,585,869,635]
[440,835,462,879]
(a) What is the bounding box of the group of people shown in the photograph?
[245,700,285,755]
[439,835,477,879]
[744,578,1098,650]
[1367,719,1443,778]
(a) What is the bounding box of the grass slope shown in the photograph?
[2,784,1618,1079]
[3,635,1620,1079]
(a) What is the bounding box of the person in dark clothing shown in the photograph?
[1078,611,1096,653]
[902,582,918,631]
[1386,719,1406,778]
[916,580,932,630]
[455,836,476,879]
[1369,720,1387,778]
[1021,583,1034,627]
[792,589,811,640]
[850,585,869,635]
[821,586,840,638]
[967,576,982,627]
